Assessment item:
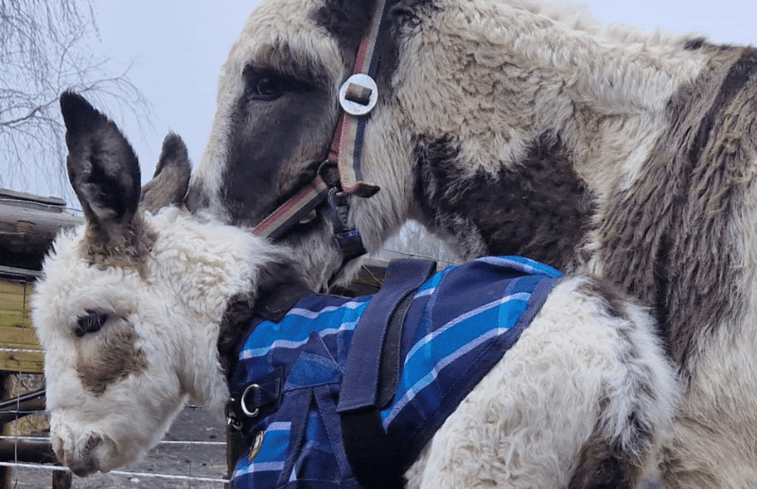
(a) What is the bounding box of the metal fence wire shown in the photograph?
[0,398,228,489]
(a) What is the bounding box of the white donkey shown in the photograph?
[32,92,304,476]
[32,92,677,488]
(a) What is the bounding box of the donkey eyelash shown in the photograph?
[243,67,312,101]
[75,311,109,338]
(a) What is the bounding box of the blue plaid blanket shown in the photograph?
[229,256,562,488]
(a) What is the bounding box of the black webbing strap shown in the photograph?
[337,259,436,488]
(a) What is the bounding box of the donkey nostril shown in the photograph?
[83,435,101,453]
[67,436,102,477]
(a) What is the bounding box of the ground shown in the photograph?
[8,404,228,489]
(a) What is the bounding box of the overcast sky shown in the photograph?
[6,0,757,201]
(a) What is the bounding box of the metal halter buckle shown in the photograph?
[240,383,261,418]
[339,74,379,116]
[225,402,243,432]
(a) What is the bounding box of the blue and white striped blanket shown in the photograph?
[229,256,562,489]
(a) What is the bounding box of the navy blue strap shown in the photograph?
[226,367,284,435]
[337,259,436,413]
[337,259,435,489]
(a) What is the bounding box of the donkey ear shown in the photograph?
[140,133,191,213]
[60,91,141,240]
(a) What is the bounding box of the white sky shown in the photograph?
[5,0,757,200]
[94,0,257,186]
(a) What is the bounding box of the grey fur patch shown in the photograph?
[79,215,154,274]
[577,277,632,320]
[577,278,660,461]
[569,433,641,489]
[594,46,757,377]
[217,257,310,380]
[217,294,257,382]
[315,0,428,99]
[76,324,147,396]
[314,0,375,59]
[684,38,706,51]
[413,133,595,269]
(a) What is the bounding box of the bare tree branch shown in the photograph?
[0,99,58,127]
[0,0,149,203]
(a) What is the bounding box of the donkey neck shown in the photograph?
[394,2,713,198]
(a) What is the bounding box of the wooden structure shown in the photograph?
[0,188,80,489]
[1,267,43,374]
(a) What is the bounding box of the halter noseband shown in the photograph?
[252,0,394,262]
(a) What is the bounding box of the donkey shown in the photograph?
[30,93,301,476]
[185,0,757,486]
[32,92,676,487]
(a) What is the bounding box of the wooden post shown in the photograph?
[52,470,72,489]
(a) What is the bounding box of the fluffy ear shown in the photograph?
[60,91,143,258]
[140,133,191,213]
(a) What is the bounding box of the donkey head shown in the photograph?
[185,0,397,288]
[31,92,213,476]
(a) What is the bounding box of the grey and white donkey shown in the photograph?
[32,93,677,488]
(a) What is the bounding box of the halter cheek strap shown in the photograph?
[328,0,390,198]
[252,0,394,253]
[250,165,367,264]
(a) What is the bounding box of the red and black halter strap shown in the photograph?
[252,0,393,257]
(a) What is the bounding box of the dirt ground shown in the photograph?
[7,403,228,489]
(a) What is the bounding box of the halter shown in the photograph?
[252,0,394,260]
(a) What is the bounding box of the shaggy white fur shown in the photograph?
[404,276,677,488]
[36,205,678,486]
[32,205,286,474]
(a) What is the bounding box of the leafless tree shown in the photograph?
[0,0,148,201]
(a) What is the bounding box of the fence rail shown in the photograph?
[1,405,229,488]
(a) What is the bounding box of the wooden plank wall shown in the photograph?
[0,274,42,374]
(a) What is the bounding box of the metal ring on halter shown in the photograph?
[339,74,379,116]
[240,383,261,418]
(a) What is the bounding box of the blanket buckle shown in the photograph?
[240,383,261,418]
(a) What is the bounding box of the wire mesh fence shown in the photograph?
[1,402,228,489]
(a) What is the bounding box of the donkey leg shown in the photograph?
[404,277,677,489]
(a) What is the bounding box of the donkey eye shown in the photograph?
[243,66,311,102]
[245,73,286,101]
[75,312,108,338]
[253,76,283,100]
